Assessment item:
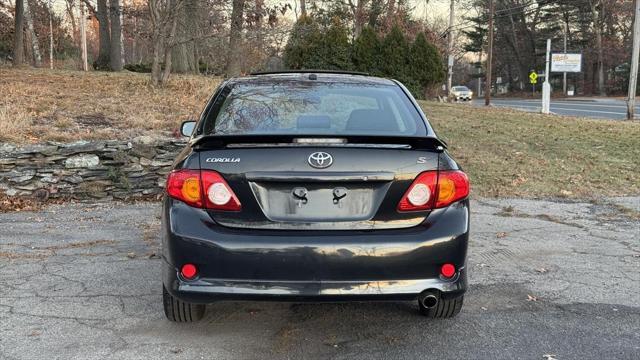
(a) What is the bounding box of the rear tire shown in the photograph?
[163,286,205,322]
[419,294,464,319]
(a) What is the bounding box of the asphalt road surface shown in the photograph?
[1,198,639,360]
[471,98,640,120]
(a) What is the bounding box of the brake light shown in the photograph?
[398,170,469,211]
[166,170,241,211]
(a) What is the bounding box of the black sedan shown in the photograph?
[161,71,470,322]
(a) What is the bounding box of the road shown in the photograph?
[471,98,640,120]
[1,199,639,360]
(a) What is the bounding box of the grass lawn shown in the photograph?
[423,102,640,198]
[1,68,638,199]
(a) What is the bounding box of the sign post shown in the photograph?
[529,71,538,96]
[542,39,551,114]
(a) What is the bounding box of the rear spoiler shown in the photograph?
[190,135,447,151]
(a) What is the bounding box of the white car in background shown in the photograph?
[450,86,473,101]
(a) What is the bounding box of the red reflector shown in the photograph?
[181,263,198,280]
[441,263,456,278]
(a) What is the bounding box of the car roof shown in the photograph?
[227,71,397,86]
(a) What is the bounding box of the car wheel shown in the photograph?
[163,285,205,322]
[418,294,463,319]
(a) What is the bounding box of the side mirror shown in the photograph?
[181,120,196,137]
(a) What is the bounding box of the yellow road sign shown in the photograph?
[529,72,538,84]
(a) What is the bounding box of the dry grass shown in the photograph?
[423,102,640,198]
[0,68,220,143]
[1,68,638,198]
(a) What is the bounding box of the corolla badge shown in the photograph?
[308,152,333,169]
[205,157,240,163]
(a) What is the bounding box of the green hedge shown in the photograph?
[283,19,444,99]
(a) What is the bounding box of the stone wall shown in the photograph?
[0,137,186,200]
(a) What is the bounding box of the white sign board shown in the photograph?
[551,53,582,72]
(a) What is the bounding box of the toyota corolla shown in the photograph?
[162,71,470,322]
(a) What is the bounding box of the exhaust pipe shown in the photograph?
[418,291,439,309]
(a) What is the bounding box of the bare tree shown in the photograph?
[149,0,183,85]
[225,0,246,77]
[65,0,78,41]
[110,0,124,70]
[23,0,42,67]
[349,0,368,38]
[13,0,25,66]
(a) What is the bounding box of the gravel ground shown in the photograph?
[0,198,638,360]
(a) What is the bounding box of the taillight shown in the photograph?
[397,172,437,211]
[201,171,241,211]
[166,169,241,211]
[398,170,469,211]
[166,169,203,208]
[435,170,469,208]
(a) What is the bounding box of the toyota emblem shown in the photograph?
[308,152,333,169]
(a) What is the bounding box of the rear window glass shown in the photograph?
[203,81,427,136]
[453,86,469,91]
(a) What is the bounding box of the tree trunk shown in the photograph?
[23,0,42,67]
[256,0,264,49]
[353,0,367,38]
[109,0,123,70]
[590,1,606,96]
[368,0,383,28]
[171,0,198,73]
[96,0,111,69]
[385,0,396,30]
[13,0,25,66]
[161,10,178,84]
[300,0,306,17]
[225,0,245,77]
[65,0,78,42]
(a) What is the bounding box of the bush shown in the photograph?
[283,20,444,98]
[284,16,351,71]
[408,32,445,99]
[283,16,324,69]
[352,26,381,75]
[124,63,153,73]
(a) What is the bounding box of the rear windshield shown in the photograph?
[203,81,427,136]
[453,86,469,91]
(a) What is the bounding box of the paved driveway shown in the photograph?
[471,98,640,120]
[1,198,639,359]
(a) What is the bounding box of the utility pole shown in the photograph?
[80,2,88,71]
[563,21,568,95]
[446,0,455,95]
[542,39,551,114]
[627,0,640,120]
[484,0,494,106]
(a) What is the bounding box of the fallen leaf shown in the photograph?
[527,294,538,302]
[481,306,488,311]
[496,232,508,238]
[126,252,137,259]
[169,348,182,354]
[536,268,548,273]
[543,355,557,360]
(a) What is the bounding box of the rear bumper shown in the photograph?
[162,198,470,303]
